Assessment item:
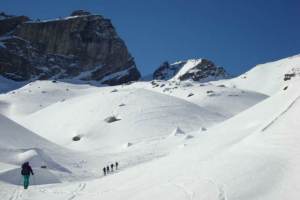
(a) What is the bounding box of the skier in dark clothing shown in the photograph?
[103,167,106,176]
[115,162,119,170]
[110,163,114,172]
[106,166,110,174]
[21,162,34,189]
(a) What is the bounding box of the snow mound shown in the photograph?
[17,88,225,150]
[131,80,268,118]
[0,114,58,149]
[0,80,95,117]
[17,150,38,164]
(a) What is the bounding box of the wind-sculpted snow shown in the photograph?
[17,88,226,150]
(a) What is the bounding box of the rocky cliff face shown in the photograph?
[153,59,228,82]
[0,10,140,85]
[0,12,29,36]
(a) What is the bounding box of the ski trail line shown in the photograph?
[9,187,22,200]
[172,183,193,200]
[67,182,87,200]
[217,185,227,200]
[261,95,300,132]
[201,178,228,200]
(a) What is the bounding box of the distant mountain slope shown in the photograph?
[153,59,229,82]
[132,80,267,118]
[0,80,97,117]
[216,54,300,95]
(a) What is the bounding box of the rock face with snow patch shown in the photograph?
[153,59,228,82]
[0,11,140,85]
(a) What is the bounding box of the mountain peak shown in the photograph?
[153,58,229,82]
[0,12,140,85]
[70,10,91,16]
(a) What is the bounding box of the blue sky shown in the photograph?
[2,0,300,76]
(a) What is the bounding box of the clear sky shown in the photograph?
[2,0,300,76]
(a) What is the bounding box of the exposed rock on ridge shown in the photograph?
[153,59,228,82]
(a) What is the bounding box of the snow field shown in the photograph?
[0,55,300,199]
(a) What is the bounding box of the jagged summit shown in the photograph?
[70,10,91,16]
[0,11,141,85]
[153,58,229,82]
[0,12,29,36]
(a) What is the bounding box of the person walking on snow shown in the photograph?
[115,162,119,170]
[106,166,110,174]
[103,167,106,176]
[110,163,114,172]
[21,162,34,189]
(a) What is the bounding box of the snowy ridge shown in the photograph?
[215,54,300,95]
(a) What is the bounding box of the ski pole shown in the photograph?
[32,174,36,185]
[18,174,22,186]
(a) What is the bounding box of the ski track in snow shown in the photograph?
[9,187,22,200]
[67,182,87,200]
[261,95,300,132]
[166,177,227,200]
[204,179,227,200]
[172,183,193,200]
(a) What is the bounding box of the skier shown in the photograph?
[103,167,106,176]
[110,163,114,172]
[115,162,119,170]
[106,166,110,174]
[21,162,34,189]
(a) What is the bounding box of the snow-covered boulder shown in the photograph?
[170,127,185,136]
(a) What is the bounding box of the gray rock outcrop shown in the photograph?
[153,59,228,82]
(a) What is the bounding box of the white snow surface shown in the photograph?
[0,55,299,199]
[214,54,300,95]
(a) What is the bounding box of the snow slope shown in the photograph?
[0,76,27,94]
[0,55,299,200]
[12,87,226,150]
[0,78,266,151]
[0,73,298,200]
[0,80,97,117]
[131,80,267,118]
[215,54,300,95]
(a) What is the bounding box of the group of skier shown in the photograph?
[103,162,119,176]
[20,161,120,189]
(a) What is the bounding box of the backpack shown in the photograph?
[21,166,30,175]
